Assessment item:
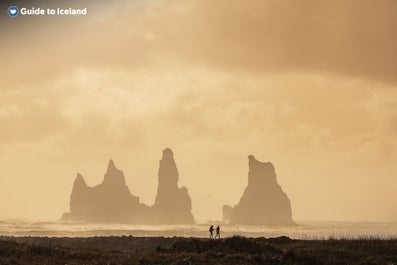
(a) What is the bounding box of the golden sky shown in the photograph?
[1,0,397,222]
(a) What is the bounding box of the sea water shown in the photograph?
[0,220,396,239]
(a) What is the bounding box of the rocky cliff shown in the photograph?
[62,149,195,224]
[223,155,294,226]
[62,160,149,223]
[151,148,195,224]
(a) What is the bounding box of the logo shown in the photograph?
[8,6,19,17]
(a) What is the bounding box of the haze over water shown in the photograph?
[1,0,397,230]
[1,220,396,239]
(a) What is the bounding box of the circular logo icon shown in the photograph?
[8,6,19,17]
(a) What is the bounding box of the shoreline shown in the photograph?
[1,220,397,240]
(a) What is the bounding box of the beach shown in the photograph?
[1,235,396,265]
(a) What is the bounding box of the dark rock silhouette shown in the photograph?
[151,148,195,224]
[62,160,149,223]
[223,155,294,226]
[62,149,195,224]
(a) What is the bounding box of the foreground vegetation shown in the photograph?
[0,235,396,265]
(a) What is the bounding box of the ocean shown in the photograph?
[1,220,396,239]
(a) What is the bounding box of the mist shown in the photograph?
[0,0,396,222]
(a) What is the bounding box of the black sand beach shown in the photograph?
[1,236,396,265]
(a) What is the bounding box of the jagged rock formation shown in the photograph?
[151,148,195,224]
[223,155,294,226]
[62,160,149,223]
[62,149,195,224]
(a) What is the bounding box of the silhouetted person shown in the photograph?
[209,225,214,238]
[215,225,220,239]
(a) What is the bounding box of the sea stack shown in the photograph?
[62,160,149,223]
[151,148,195,224]
[223,155,294,226]
[62,149,194,224]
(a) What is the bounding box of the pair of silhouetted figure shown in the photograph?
[209,225,220,239]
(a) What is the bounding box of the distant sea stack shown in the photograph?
[62,160,149,223]
[223,155,294,226]
[151,148,195,224]
[62,149,195,224]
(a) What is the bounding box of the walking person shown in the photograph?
[215,225,220,239]
[209,225,214,239]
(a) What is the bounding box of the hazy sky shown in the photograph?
[1,0,397,222]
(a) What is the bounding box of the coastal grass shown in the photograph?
[0,235,396,265]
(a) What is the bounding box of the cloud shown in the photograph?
[1,0,397,221]
[184,0,397,84]
[2,0,397,87]
[0,83,71,143]
[1,63,397,220]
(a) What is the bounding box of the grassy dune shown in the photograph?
[0,236,396,264]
